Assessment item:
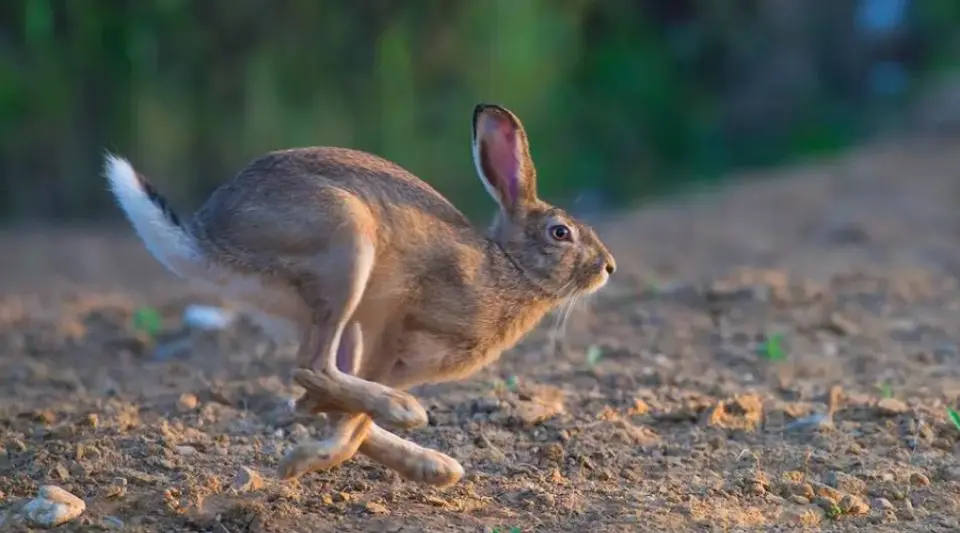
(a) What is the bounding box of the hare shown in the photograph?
[104,103,616,487]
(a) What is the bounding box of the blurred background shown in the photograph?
[1,0,959,223]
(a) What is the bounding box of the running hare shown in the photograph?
[105,103,616,487]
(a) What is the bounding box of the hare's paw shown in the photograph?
[377,389,428,430]
[277,440,350,480]
[406,449,464,488]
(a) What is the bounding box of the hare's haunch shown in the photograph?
[105,103,616,487]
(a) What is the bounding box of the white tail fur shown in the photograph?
[103,153,202,277]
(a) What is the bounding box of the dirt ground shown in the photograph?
[5,137,960,532]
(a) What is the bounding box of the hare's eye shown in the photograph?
[549,224,572,241]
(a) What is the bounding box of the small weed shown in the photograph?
[880,382,893,399]
[492,375,519,393]
[947,407,960,432]
[586,344,603,368]
[757,333,786,361]
[131,306,162,336]
[825,504,843,520]
[491,528,522,533]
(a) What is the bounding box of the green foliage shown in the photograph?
[947,407,960,432]
[131,306,162,337]
[757,334,786,362]
[0,1,956,221]
[586,344,603,368]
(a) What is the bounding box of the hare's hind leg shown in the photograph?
[277,411,372,480]
[294,228,427,430]
[278,322,373,479]
[291,389,464,487]
[359,424,464,488]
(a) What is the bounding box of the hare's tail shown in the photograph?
[103,153,204,278]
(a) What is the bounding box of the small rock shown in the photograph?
[825,312,860,336]
[233,467,263,493]
[746,482,766,496]
[825,471,867,495]
[811,482,842,501]
[789,495,811,505]
[839,494,870,515]
[706,394,763,430]
[513,398,564,426]
[539,443,564,464]
[874,497,895,511]
[178,393,199,412]
[876,398,908,416]
[784,413,834,432]
[175,445,198,456]
[101,516,124,529]
[83,413,99,428]
[21,485,85,528]
[814,495,839,512]
[474,396,501,413]
[630,399,650,416]
[898,499,916,521]
[289,423,310,441]
[909,472,930,487]
[105,478,128,499]
[364,501,390,515]
[51,463,70,481]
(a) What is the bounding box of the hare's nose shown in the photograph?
[604,260,616,275]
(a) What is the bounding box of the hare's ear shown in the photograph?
[472,103,537,215]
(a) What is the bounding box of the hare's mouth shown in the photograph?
[584,270,611,295]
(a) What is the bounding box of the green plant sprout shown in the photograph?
[880,382,893,399]
[757,333,786,361]
[131,306,162,336]
[947,407,960,432]
[586,344,604,368]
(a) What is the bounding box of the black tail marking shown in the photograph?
[135,171,182,228]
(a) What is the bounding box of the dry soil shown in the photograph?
[4,137,960,532]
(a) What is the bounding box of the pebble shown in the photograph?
[364,501,390,515]
[839,494,870,515]
[20,485,86,528]
[175,445,198,456]
[876,398,908,416]
[825,471,867,495]
[233,466,263,493]
[101,516,124,529]
[177,393,199,412]
[909,472,930,487]
[873,497,895,511]
[898,499,916,521]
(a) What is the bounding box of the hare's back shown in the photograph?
[244,147,465,220]
[192,146,473,259]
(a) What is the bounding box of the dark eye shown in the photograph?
[549,224,572,241]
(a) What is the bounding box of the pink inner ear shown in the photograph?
[481,115,520,205]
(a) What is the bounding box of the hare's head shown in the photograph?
[472,103,616,300]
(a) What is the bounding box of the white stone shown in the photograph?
[21,485,85,528]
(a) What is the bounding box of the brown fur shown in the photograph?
[105,103,615,487]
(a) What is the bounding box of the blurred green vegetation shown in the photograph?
[1,0,958,222]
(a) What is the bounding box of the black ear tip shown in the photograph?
[473,103,491,122]
[473,103,514,129]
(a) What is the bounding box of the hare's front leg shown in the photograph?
[294,235,427,429]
